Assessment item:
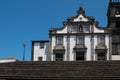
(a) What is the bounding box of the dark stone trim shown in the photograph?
[53,49,65,53]
[31,40,49,42]
[67,34,70,61]
[50,27,65,31]
[109,34,112,60]
[74,47,87,52]
[95,49,108,53]
[63,21,93,25]
[49,37,52,61]
[74,48,87,52]
[49,33,110,36]
[91,35,94,61]
[31,42,34,61]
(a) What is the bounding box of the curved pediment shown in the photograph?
[49,6,108,35]
[67,7,95,23]
[73,14,88,22]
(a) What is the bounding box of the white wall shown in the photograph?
[85,35,91,61]
[73,15,88,22]
[105,35,110,60]
[115,15,120,17]
[33,42,49,61]
[63,36,67,61]
[94,25,104,33]
[112,55,120,60]
[93,35,110,60]
[33,28,110,61]
[33,43,39,61]
[57,27,67,33]
[51,36,56,61]
[69,36,76,61]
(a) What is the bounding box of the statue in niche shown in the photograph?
[78,24,83,32]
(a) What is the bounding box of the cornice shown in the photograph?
[49,33,110,36]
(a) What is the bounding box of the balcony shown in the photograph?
[96,44,107,49]
[74,44,87,52]
[53,45,65,53]
[95,44,107,53]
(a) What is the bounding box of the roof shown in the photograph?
[0,61,120,79]
[0,57,19,60]
[0,57,19,63]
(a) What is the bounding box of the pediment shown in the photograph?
[67,7,94,23]
[73,14,88,22]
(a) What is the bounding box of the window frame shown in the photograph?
[97,53,106,61]
[40,42,45,49]
[77,35,84,45]
[56,36,63,46]
[97,35,105,46]
[115,6,120,15]
[55,53,63,61]
[83,25,90,32]
[71,25,78,32]
[38,57,43,61]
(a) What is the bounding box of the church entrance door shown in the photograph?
[76,52,85,61]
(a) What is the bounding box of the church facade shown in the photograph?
[31,0,120,61]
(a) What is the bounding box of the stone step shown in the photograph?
[0,61,120,78]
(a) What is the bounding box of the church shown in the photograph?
[1,0,120,80]
[31,0,120,61]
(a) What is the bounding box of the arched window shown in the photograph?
[115,6,120,15]
[116,21,120,28]
[97,35,105,46]
[57,36,63,45]
[77,36,84,45]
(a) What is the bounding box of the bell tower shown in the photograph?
[107,0,120,29]
[107,0,120,55]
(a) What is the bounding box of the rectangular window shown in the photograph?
[40,42,44,49]
[98,53,106,60]
[76,52,85,61]
[55,53,63,61]
[72,25,78,32]
[83,25,90,32]
[56,36,63,45]
[77,36,84,45]
[97,35,105,45]
[38,57,42,61]
[112,44,120,55]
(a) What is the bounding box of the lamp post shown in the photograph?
[23,42,26,61]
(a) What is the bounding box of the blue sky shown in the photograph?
[0,0,109,61]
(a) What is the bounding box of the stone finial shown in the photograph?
[77,3,85,15]
[80,3,83,8]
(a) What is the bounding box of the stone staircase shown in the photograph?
[0,61,120,80]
